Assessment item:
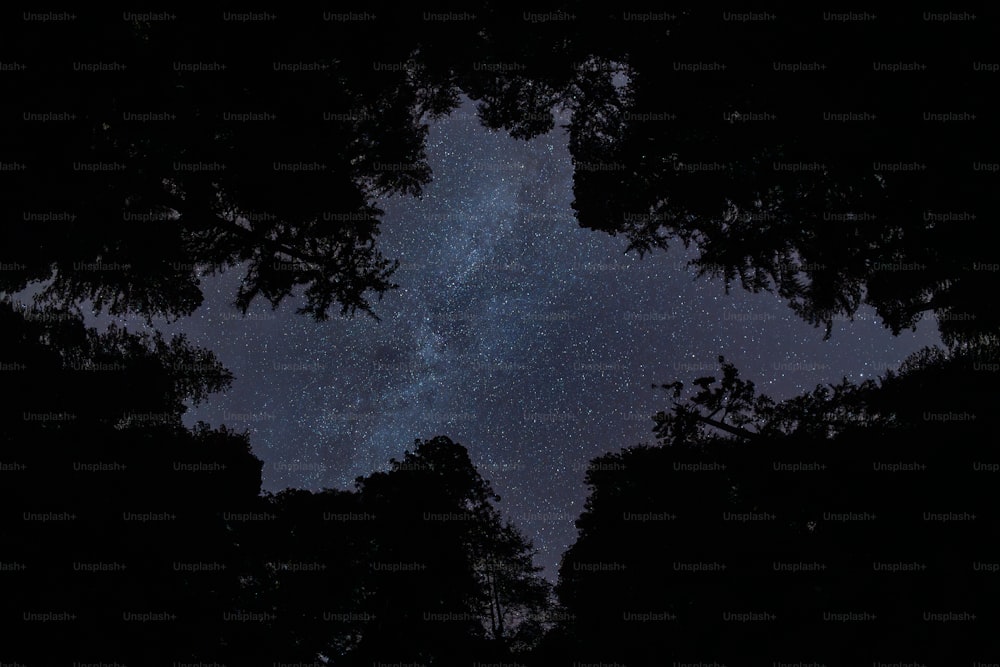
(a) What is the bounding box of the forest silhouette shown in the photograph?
[2,6,996,664]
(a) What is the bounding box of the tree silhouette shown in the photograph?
[4,8,997,663]
[555,343,999,664]
[223,436,554,664]
[0,299,266,663]
[423,7,998,346]
[570,10,997,346]
[16,7,993,339]
[0,299,559,663]
[346,436,551,663]
[239,487,371,664]
[0,12,467,322]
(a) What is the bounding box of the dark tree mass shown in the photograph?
[1,5,997,665]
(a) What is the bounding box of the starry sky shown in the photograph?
[96,96,939,579]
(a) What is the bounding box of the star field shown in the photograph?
[111,97,940,579]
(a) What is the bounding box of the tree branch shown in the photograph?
[673,401,760,440]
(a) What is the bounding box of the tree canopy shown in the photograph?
[2,8,995,663]
[554,344,999,663]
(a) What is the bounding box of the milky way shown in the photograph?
[106,97,944,578]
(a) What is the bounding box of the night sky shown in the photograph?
[95,96,940,579]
